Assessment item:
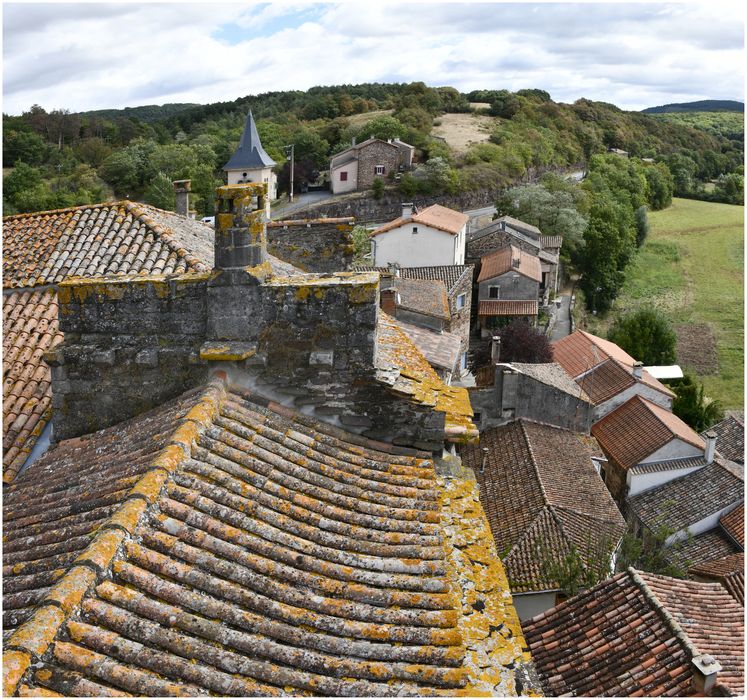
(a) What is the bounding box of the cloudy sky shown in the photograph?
[3,1,744,115]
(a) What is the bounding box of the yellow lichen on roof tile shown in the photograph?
[439,474,543,696]
[1,375,229,696]
[377,313,478,442]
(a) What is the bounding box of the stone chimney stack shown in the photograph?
[402,203,414,218]
[632,361,643,379]
[173,179,191,217]
[691,654,722,694]
[704,430,718,463]
[213,183,268,278]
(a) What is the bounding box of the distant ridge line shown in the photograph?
[642,99,744,114]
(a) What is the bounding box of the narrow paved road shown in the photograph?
[550,294,572,341]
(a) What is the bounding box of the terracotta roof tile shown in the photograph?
[477,299,538,316]
[371,204,468,238]
[577,357,636,404]
[375,313,476,442]
[592,395,704,469]
[721,503,744,547]
[3,289,64,483]
[629,462,743,534]
[461,420,625,592]
[539,235,562,249]
[2,375,534,696]
[506,362,590,400]
[671,528,740,571]
[524,568,744,696]
[477,245,542,283]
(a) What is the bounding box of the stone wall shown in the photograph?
[267,218,355,272]
[445,271,472,358]
[46,274,210,441]
[356,141,400,190]
[478,271,539,301]
[469,366,592,432]
[48,270,447,450]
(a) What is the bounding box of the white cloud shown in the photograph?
[2,2,744,114]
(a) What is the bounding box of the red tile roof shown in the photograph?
[576,357,636,404]
[592,395,705,469]
[477,299,538,316]
[370,204,468,237]
[2,374,531,696]
[721,503,744,547]
[461,420,625,593]
[3,289,64,482]
[552,330,675,398]
[391,277,450,320]
[477,244,542,283]
[524,568,745,696]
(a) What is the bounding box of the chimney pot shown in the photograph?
[633,361,643,378]
[691,653,722,694]
[491,335,501,365]
[213,183,268,276]
[704,430,718,463]
[402,203,414,218]
[380,288,397,316]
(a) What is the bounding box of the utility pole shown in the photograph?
[284,144,295,202]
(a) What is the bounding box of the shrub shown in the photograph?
[670,373,725,432]
[496,319,552,363]
[607,307,676,365]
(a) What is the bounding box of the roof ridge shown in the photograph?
[123,201,210,273]
[628,568,705,666]
[2,201,118,221]
[518,419,552,509]
[2,373,228,696]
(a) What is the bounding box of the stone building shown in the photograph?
[552,330,675,421]
[469,361,592,433]
[355,264,474,367]
[223,111,277,209]
[476,245,541,333]
[329,137,411,194]
[266,217,355,272]
[2,182,543,698]
[467,216,561,300]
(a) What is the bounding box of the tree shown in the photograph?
[99,150,139,193]
[714,173,744,205]
[607,307,677,365]
[643,162,674,210]
[355,115,407,142]
[144,172,176,210]
[496,319,552,363]
[371,177,385,200]
[190,163,221,217]
[615,521,691,579]
[350,225,372,265]
[634,205,650,247]
[670,373,724,432]
[3,129,49,166]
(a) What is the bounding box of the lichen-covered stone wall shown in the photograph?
[48,270,448,450]
[47,274,211,441]
[267,218,355,272]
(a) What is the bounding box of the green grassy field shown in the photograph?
[580,197,744,409]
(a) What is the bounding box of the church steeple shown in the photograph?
[223,110,276,171]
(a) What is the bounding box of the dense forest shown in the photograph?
[3,82,743,216]
[642,100,743,113]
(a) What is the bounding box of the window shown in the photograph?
[456,293,466,310]
[375,165,385,175]
[460,352,468,371]
[340,171,348,182]
[473,411,482,425]
[412,226,419,234]
[489,285,500,299]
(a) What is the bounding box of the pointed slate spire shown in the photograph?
[223,110,276,171]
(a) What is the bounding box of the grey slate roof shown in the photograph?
[223,111,276,171]
[629,461,744,534]
[354,265,473,297]
[507,362,590,400]
[704,414,744,464]
[394,319,462,373]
